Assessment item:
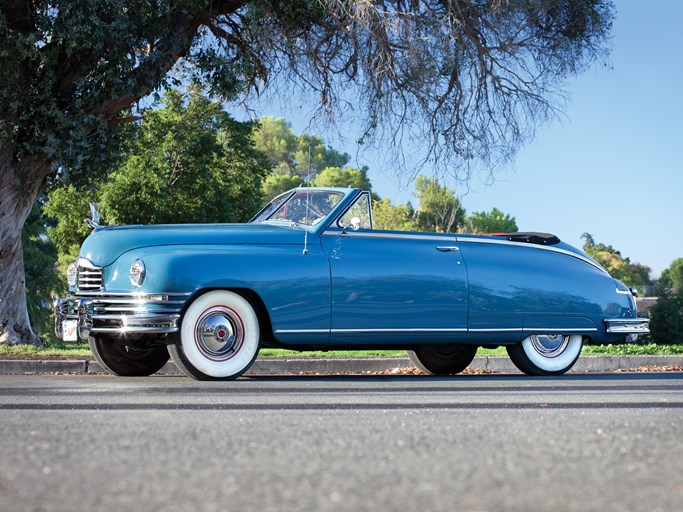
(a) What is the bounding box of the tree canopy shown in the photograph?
[100,89,267,225]
[45,88,268,251]
[660,258,683,291]
[252,117,349,178]
[581,234,652,287]
[1,0,615,343]
[413,177,466,233]
[310,166,372,190]
[468,208,518,234]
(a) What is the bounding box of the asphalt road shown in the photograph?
[1,373,682,512]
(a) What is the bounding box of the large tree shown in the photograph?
[581,233,652,288]
[414,176,465,233]
[1,0,613,343]
[44,88,268,259]
[252,116,349,178]
[467,207,518,234]
[660,258,683,291]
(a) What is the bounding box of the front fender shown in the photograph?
[104,244,331,336]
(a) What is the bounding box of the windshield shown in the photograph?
[251,190,345,226]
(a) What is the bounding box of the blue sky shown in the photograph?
[238,2,682,277]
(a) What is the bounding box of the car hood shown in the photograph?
[80,222,308,267]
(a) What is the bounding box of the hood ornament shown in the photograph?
[85,202,101,229]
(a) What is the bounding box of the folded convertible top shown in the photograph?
[488,232,561,245]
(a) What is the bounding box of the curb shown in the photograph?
[1,355,682,375]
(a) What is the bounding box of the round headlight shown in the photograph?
[67,262,78,287]
[129,259,146,287]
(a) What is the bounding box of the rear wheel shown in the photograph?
[168,290,260,380]
[88,336,169,376]
[507,334,583,376]
[407,344,477,375]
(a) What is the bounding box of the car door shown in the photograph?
[321,229,469,344]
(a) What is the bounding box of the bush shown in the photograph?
[648,289,683,344]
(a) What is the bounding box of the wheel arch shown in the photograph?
[181,287,275,343]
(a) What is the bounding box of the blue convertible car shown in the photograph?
[55,187,649,379]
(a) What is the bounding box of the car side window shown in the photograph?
[338,193,373,230]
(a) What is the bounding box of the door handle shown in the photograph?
[436,246,459,252]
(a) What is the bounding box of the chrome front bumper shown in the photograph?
[604,317,650,342]
[54,291,191,340]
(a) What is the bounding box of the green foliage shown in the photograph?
[43,185,96,260]
[0,0,616,179]
[310,166,372,190]
[581,233,652,287]
[22,200,63,338]
[45,89,270,272]
[252,117,299,170]
[414,177,465,233]
[252,116,350,179]
[660,258,683,291]
[372,198,419,231]
[261,174,305,200]
[99,89,268,225]
[581,343,683,355]
[648,289,683,344]
[468,208,518,234]
[0,341,91,358]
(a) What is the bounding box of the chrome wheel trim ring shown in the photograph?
[529,334,570,359]
[193,306,244,362]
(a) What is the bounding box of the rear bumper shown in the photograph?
[54,291,191,340]
[604,318,650,342]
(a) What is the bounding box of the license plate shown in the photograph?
[62,320,78,341]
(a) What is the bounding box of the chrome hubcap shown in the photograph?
[529,335,569,358]
[194,307,244,360]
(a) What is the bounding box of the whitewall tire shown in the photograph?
[168,290,260,380]
[507,334,583,376]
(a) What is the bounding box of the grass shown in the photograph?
[0,341,92,359]
[1,341,682,359]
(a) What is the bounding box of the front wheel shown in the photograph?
[168,290,260,380]
[507,334,583,376]
[407,344,477,375]
[88,336,169,376]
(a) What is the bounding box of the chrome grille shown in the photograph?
[77,266,103,290]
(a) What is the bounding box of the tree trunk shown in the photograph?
[0,145,51,345]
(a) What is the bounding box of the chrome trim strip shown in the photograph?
[74,291,192,298]
[76,257,99,269]
[101,307,182,313]
[322,231,459,243]
[276,327,599,335]
[523,328,598,332]
[469,328,597,333]
[91,314,180,322]
[454,237,609,274]
[275,329,330,334]
[90,326,180,334]
[467,328,524,332]
[615,288,632,295]
[332,328,468,333]
[92,298,187,305]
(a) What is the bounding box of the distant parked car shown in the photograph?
[55,187,649,380]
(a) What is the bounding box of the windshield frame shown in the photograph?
[250,188,361,233]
